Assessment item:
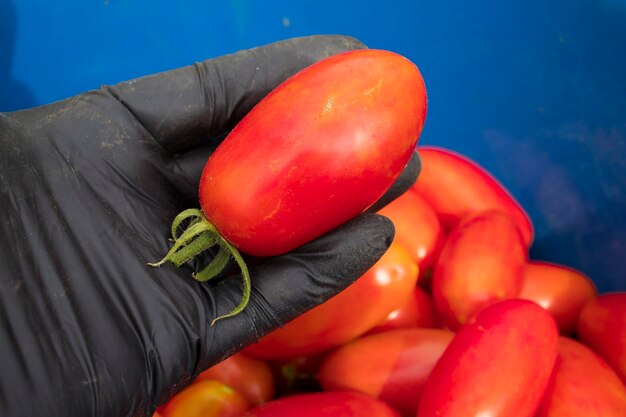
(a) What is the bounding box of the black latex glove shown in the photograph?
[0,35,420,417]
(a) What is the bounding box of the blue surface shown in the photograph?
[2,0,625,291]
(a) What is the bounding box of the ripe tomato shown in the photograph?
[417,299,559,417]
[376,190,444,274]
[200,49,427,257]
[242,391,401,417]
[535,337,626,416]
[244,241,418,359]
[367,285,439,335]
[412,146,533,247]
[519,261,596,335]
[195,353,274,406]
[432,211,527,330]
[577,293,626,384]
[161,380,248,417]
[317,328,454,416]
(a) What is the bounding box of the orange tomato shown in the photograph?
[377,190,444,275]
[367,285,439,335]
[318,328,454,416]
[161,380,248,417]
[519,261,596,334]
[244,241,419,359]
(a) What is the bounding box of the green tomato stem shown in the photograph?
[147,210,252,326]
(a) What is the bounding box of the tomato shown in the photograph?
[244,241,418,359]
[242,391,401,417]
[199,49,427,257]
[432,211,527,330]
[519,261,596,335]
[367,285,439,335]
[412,146,533,247]
[317,328,454,416]
[161,380,249,417]
[417,299,559,417]
[153,412,163,417]
[376,189,445,275]
[195,353,274,406]
[535,337,626,416]
[577,293,626,384]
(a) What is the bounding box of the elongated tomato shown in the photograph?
[536,337,626,417]
[200,49,427,256]
[519,261,596,335]
[367,285,439,335]
[376,190,445,275]
[432,211,527,330]
[244,241,418,359]
[318,328,454,416]
[417,299,559,417]
[413,146,533,247]
[161,380,249,417]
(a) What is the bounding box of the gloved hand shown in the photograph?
[0,35,420,417]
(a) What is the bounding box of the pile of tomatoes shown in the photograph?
[155,146,626,417]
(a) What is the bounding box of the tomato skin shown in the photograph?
[535,337,626,417]
[161,380,249,417]
[244,241,419,359]
[195,353,274,406]
[377,190,445,275]
[417,299,559,417]
[432,211,527,330]
[413,146,533,247]
[242,391,401,417]
[199,49,427,257]
[317,328,454,416]
[367,286,439,335]
[577,293,626,384]
[519,261,596,335]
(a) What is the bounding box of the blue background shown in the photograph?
[2,1,625,291]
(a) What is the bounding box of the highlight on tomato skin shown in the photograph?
[417,299,559,417]
[519,261,596,335]
[242,391,402,417]
[317,328,454,417]
[195,352,275,406]
[376,190,445,276]
[366,285,440,335]
[161,380,249,417]
[535,337,626,417]
[577,292,626,384]
[412,146,534,247]
[432,210,528,330]
[243,241,419,359]
[200,49,428,258]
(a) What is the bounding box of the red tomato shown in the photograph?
[317,328,454,416]
[195,353,274,406]
[161,380,249,417]
[242,391,401,417]
[200,49,427,257]
[413,146,533,247]
[377,190,445,274]
[367,285,439,335]
[536,337,626,416]
[153,412,163,417]
[577,293,626,384]
[244,241,419,359]
[417,299,559,417]
[432,211,527,330]
[519,261,596,335]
